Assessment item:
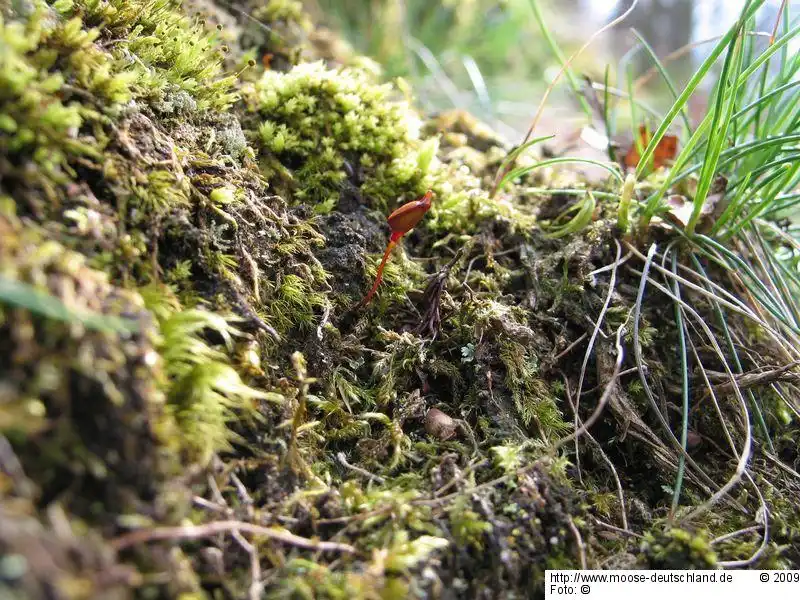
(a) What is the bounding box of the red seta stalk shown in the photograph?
[360,191,434,307]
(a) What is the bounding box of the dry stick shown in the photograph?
[633,31,772,92]
[573,240,623,482]
[711,525,763,546]
[111,521,356,554]
[552,332,588,363]
[231,529,263,600]
[489,0,640,197]
[763,448,800,481]
[192,496,229,515]
[561,372,629,531]
[433,458,489,498]
[337,452,386,484]
[705,360,800,381]
[711,360,800,395]
[207,472,228,507]
[770,0,789,44]
[315,505,393,527]
[589,251,632,278]
[218,0,285,41]
[580,367,639,396]
[230,472,255,517]
[0,435,32,496]
[321,462,541,537]
[211,472,262,599]
[592,517,643,539]
[566,516,588,569]
[413,462,543,508]
[241,247,261,306]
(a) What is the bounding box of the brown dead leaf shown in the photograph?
[622,125,678,171]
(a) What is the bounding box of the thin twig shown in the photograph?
[711,525,763,546]
[413,463,541,508]
[433,459,488,498]
[111,521,357,553]
[707,360,800,395]
[230,472,255,519]
[192,496,229,515]
[337,452,386,484]
[231,529,263,600]
[567,516,588,569]
[552,332,588,363]
[633,31,771,91]
[718,471,769,568]
[562,373,628,530]
[572,240,623,479]
[763,450,800,480]
[591,516,643,539]
[490,0,640,196]
[580,367,639,395]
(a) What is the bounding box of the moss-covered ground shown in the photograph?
[1,1,798,599]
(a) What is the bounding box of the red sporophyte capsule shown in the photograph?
[360,190,434,306]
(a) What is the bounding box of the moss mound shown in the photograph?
[1,1,799,599]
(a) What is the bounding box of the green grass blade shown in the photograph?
[634,0,766,179]
[687,22,747,233]
[0,276,139,334]
[631,29,693,135]
[500,157,623,192]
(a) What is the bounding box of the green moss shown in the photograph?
[244,60,430,207]
[151,295,273,465]
[71,0,238,109]
[639,528,718,569]
[0,215,180,516]
[500,339,570,437]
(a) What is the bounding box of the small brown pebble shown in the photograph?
[425,408,457,441]
[687,431,703,449]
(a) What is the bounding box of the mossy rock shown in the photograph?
[1,1,799,598]
[0,215,178,514]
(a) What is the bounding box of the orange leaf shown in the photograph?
[623,125,678,170]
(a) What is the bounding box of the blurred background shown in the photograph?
[308,0,797,141]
